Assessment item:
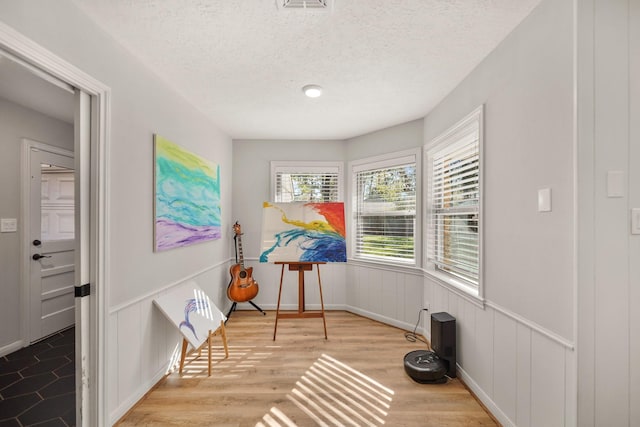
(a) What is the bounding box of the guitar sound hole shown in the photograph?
[239,271,247,279]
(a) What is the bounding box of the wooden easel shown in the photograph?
[273,262,327,340]
[178,320,229,376]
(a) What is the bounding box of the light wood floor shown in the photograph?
[116,311,497,427]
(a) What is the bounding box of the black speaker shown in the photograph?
[430,312,456,378]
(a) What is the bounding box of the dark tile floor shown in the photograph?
[0,328,75,426]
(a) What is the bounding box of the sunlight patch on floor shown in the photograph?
[167,344,278,378]
[257,353,394,426]
[256,407,298,427]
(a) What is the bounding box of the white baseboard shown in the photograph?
[457,365,515,427]
[0,340,25,358]
[345,305,425,336]
[109,363,170,425]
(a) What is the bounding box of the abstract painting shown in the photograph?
[153,281,226,349]
[260,201,346,263]
[154,135,221,251]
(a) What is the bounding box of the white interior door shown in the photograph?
[29,146,75,343]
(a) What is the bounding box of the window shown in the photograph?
[425,106,483,294]
[271,161,343,202]
[350,150,419,265]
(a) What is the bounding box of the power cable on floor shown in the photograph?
[404,308,429,345]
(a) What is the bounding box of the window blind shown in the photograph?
[354,162,416,263]
[272,163,342,202]
[427,125,480,284]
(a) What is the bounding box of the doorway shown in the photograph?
[25,141,76,344]
[0,77,78,424]
[0,23,109,425]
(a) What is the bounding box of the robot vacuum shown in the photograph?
[403,349,448,384]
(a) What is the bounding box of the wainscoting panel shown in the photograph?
[320,263,346,307]
[107,260,575,426]
[248,261,346,311]
[108,262,230,424]
[107,312,118,421]
[140,294,168,382]
[382,269,399,320]
[233,260,277,309]
[403,273,424,325]
[345,263,425,333]
[115,303,141,410]
[431,281,451,319]
[530,330,566,426]
[493,310,518,423]
[425,276,574,427]
[516,322,532,427]
[449,293,469,367]
[352,268,575,427]
[475,299,495,395]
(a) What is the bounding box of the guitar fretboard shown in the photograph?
[237,235,245,268]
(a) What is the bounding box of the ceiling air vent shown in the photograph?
[277,0,333,11]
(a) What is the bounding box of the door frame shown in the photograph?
[1,21,110,427]
[21,139,75,344]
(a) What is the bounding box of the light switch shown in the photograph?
[538,188,551,212]
[607,171,625,198]
[632,208,640,235]
[0,218,17,233]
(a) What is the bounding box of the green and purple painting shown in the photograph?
[154,135,221,251]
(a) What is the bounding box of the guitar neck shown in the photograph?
[236,234,245,268]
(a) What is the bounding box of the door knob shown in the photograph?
[32,254,51,261]
[32,239,42,246]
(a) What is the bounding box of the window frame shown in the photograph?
[270,160,344,203]
[424,105,484,300]
[348,148,421,268]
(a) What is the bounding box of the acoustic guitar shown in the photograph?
[227,222,259,303]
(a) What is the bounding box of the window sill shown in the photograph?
[347,258,423,276]
[423,269,485,308]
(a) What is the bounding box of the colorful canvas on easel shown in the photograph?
[260,202,346,262]
[154,135,221,251]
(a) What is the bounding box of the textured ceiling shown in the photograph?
[71,0,541,140]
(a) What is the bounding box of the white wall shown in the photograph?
[231,139,348,312]
[423,0,576,425]
[0,98,74,355]
[577,0,640,425]
[346,118,424,161]
[0,1,233,424]
[424,0,574,342]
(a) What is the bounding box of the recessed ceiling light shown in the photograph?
[302,84,323,98]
